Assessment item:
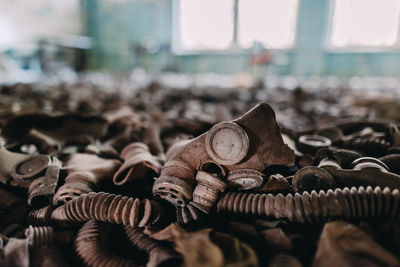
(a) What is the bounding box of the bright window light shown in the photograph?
[330,0,400,47]
[177,0,234,50]
[238,0,298,49]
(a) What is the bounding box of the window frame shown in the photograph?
[325,0,400,53]
[172,0,298,55]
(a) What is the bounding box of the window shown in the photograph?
[176,0,234,51]
[329,0,400,48]
[173,0,298,52]
[238,0,298,49]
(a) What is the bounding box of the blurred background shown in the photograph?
[1,0,400,128]
[3,0,400,79]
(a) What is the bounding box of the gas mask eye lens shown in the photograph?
[205,122,249,165]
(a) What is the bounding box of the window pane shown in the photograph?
[238,0,298,49]
[330,0,400,47]
[178,0,234,50]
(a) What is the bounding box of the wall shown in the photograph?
[84,0,173,72]
[0,0,83,52]
[85,0,400,77]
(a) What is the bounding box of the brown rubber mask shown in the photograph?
[209,103,294,189]
[153,103,294,208]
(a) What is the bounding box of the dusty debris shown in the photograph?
[1,77,400,266]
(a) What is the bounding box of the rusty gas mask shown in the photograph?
[0,147,62,208]
[153,103,294,209]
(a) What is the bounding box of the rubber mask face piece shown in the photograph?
[206,103,294,189]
